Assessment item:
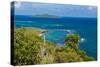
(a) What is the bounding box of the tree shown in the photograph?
[65,34,80,50]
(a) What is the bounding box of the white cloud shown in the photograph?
[88,6,94,10]
[14,2,22,8]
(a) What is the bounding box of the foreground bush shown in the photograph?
[13,28,94,65]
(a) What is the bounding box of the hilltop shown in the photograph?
[13,27,94,65]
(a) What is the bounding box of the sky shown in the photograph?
[12,1,97,18]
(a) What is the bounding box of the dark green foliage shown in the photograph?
[64,34,94,61]
[13,28,94,66]
[14,28,42,65]
[65,34,80,50]
[77,50,94,61]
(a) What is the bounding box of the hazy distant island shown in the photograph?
[32,14,61,18]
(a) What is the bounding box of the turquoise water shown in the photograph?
[44,30,67,45]
[14,15,97,59]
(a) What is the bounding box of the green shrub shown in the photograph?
[13,28,95,65]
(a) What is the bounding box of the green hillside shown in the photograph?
[13,27,94,65]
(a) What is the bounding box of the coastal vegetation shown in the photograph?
[13,27,94,65]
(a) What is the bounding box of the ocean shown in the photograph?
[13,15,97,59]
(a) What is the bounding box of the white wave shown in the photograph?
[66,29,76,34]
[66,30,71,33]
[79,38,86,43]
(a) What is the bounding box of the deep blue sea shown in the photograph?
[13,15,97,59]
